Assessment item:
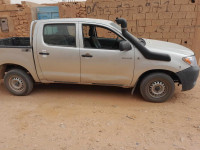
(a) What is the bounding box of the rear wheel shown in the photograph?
[4,69,33,96]
[140,73,175,103]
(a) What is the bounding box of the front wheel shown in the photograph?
[140,73,175,103]
[4,69,33,96]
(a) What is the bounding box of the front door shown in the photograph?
[80,24,135,86]
[36,23,80,82]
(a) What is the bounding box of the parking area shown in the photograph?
[0,78,200,150]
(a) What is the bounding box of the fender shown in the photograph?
[0,63,40,82]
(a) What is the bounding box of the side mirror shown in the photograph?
[119,41,132,51]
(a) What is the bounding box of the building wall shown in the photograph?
[0,0,200,59]
[0,0,86,38]
[0,0,32,38]
[58,2,86,18]
[86,0,199,48]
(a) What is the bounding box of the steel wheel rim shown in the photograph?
[8,75,26,92]
[148,81,167,98]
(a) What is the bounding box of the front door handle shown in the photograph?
[39,52,50,56]
[82,53,93,58]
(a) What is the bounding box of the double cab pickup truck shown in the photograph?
[0,18,199,102]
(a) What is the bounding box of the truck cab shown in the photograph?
[33,18,135,86]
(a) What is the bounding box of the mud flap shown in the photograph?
[0,65,6,79]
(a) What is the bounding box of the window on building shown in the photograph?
[0,18,9,32]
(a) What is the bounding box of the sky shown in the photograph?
[11,0,86,4]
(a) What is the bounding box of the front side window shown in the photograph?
[82,24,124,50]
[43,24,76,47]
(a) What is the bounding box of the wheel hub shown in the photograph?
[9,77,24,92]
[149,81,166,98]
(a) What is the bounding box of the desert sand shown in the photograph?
[0,79,199,150]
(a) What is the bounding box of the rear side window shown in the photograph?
[43,24,76,47]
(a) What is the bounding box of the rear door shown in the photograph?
[36,22,80,83]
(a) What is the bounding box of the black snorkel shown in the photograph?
[115,18,171,62]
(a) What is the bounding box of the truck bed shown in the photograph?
[0,37,30,47]
[0,38,38,82]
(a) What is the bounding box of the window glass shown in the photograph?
[43,24,76,47]
[82,25,124,50]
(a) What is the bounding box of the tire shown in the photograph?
[4,69,33,96]
[140,73,175,103]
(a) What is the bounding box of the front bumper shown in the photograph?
[176,66,199,91]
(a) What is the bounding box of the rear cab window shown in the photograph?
[43,24,76,47]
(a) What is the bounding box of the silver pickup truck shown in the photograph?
[0,18,199,102]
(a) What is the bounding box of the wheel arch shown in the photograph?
[0,63,35,82]
[135,69,181,89]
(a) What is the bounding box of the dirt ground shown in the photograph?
[0,78,200,150]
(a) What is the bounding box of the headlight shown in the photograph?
[183,55,198,66]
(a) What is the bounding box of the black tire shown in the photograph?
[140,73,175,103]
[4,69,33,96]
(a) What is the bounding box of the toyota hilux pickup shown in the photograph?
[0,18,199,103]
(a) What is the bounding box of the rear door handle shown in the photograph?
[39,52,50,56]
[82,53,93,58]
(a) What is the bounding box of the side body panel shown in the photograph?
[130,48,192,88]
[0,47,40,82]
[80,48,135,85]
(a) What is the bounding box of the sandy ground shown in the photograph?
[0,78,200,150]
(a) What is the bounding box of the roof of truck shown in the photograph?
[34,18,115,25]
